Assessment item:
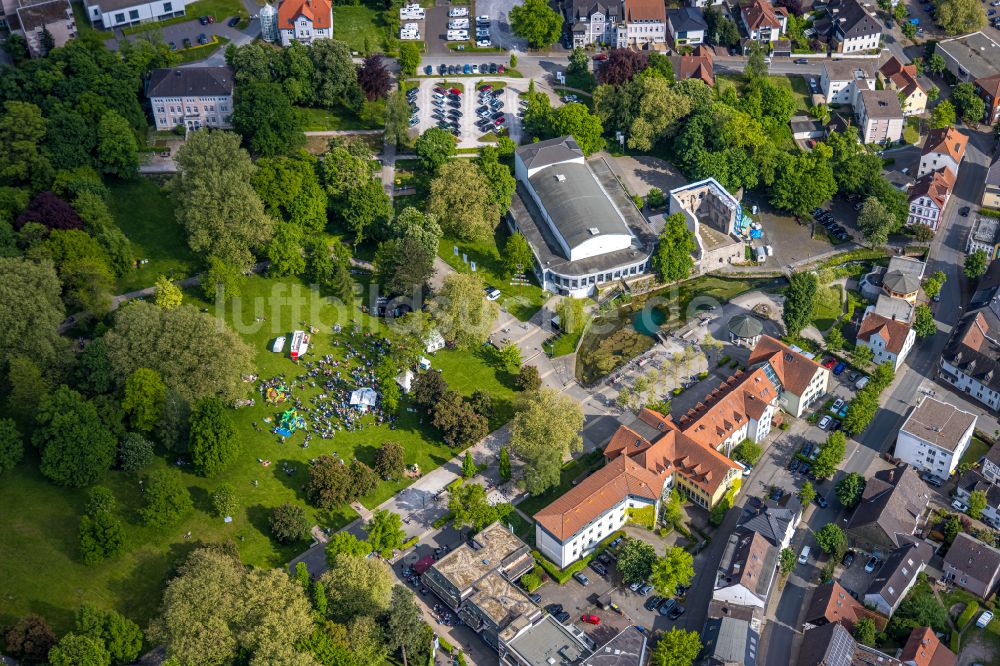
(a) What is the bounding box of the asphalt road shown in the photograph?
[760,127,995,666]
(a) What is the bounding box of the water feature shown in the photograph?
[632,307,666,337]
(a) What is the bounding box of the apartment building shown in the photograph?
[619,0,667,47]
[666,6,706,46]
[565,0,620,47]
[907,168,957,231]
[918,126,967,179]
[740,0,787,44]
[747,336,830,418]
[84,0,186,28]
[940,308,1000,412]
[146,66,234,131]
[856,309,916,371]
[856,89,904,145]
[819,59,876,105]
[894,397,976,478]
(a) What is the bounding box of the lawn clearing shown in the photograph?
[333,5,387,54]
[812,284,844,332]
[123,0,248,34]
[106,178,200,292]
[437,226,548,322]
[1,271,518,634]
[294,105,383,131]
[961,436,993,468]
[544,328,584,357]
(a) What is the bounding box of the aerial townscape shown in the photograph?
[4,0,1000,664]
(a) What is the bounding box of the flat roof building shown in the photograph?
[501,615,591,665]
[936,32,1000,82]
[668,178,747,272]
[509,137,657,297]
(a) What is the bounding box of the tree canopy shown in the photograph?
[430,272,499,349]
[509,388,584,494]
[427,160,501,243]
[510,0,563,48]
[34,385,116,487]
[652,212,696,283]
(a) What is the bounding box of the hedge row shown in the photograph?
[432,511,455,529]
[957,601,981,630]
[532,530,626,584]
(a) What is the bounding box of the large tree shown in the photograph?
[308,453,358,508]
[935,0,985,34]
[427,160,501,242]
[310,39,363,111]
[3,614,56,663]
[430,272,499,349]
[835,472,866,508]
[510,0,563,48]
[122,367,166,433]
[509,388,584,494]
[618,538,658,584]
[140,468,193,526]
[96,111,138,180]
[650,547,695,597]
[34,385,116,487]
[374,440,405,480]
[913,304,936,338]
[357,54,391,101]
[385,586,430,663]
[783,271,818,338]
[48,633,111,666]
[251,153,327,235]
[366,509,406,553]
[342,178,392,244]
[0,101,53,190]
[414,127,456,172]
[73,604,143,666]
[150,547,315,665]
[0,257,65,369]
[270,502,310,543]
[0,418,23,474]
[171,129,274,275]
[548,103,606,155]
[79,510,126,564]
[857,196,895,247]
[449,481,510,531]
[432,390,490,447]
[965,249,989,279]
[321,553,394,622]
[104,302,255,404]
[952,83,987,124]
[651,628,702,666]
[652,212,696,283]
[188,396,240,477]
[771,145,837,218]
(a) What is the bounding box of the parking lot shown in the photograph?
[407,78,524,148]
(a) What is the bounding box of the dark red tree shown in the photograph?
[777,0,804,16]
[4,614,57,663]
[14,191,83,231]
[357,54,391,101]
[597,49,649,86]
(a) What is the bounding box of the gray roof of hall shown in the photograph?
[147,67,234,98]
[702,616,758,666]
[528,161,632,252]
[509,159,657,278]
[517,135,584,172]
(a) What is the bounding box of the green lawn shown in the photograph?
[173,35,229,64]
[507,511,536,546]
[717,73,811,112]
[543,329,584,358]
[294,105,383,131]
[811,284,844,332]
[333,5,386,54]
[517,451,605,517]
[106,179,200,293]
[437,226,548,322]
[1,272,518,633]
[960,436,992,468]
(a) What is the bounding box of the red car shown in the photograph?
[581,614,601,625]
[822,358,836,369]
[479,84,492,92]
[449,87,462,96]
[498,65,505,73]
[593,52,609,61]
[433,86,446,94]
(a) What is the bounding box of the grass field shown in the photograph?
[543,328,584,358]
[960,436,992,468]
[0,272,518,633]
[333,5,386,54]
[811,284,844,332]
[123,0,248,35]
[106,179,200,292]
[294,105,383,131]
[437,226,548,322]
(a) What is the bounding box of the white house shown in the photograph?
[740,0,787,44]
[147,67,234,131]
[856,89,904,145]
[619,0,667,48]
[864,540,933,616]
[907,168,957,231]
[747,336,830,418]
[714,530,776,609]
[666,6,706,46]
[83,0,186,28]
[895,397,977,478]
[819,60,875,106]
[816,0,882,54]
[918,126,968,179]
[565,0,620,47]
[278,0,332,46]
[856,308,916,371]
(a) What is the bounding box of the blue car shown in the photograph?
[463,63,471,74]
[425,65,433,75]
[833,361,847,375]
[838,405,848,418]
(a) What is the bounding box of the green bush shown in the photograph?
[521,567,543,592]
[717,355,731,366]
[957,601,981,629]
[626,505,656,530]
[432,511,455,529]
[446,478,462,493]
[697,371,708,380]
[402,535,418,550]
[672,388,683,396]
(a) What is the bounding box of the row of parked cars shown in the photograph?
[811,207,850,243]
[643,594,687,620]
[429,86,464,137]
[428,62,506,76]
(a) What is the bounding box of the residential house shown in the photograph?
[975,74,1000,125]
[747,335,830,418]
[954,469,1000,528]
[671,45,714,86]
[146,67,234,131]
[982,444,1000,486]
[534,407,741,568]
[935,32,1000,83]
[918,126,968,179]
[856,89,904,145]
[968,215,1000,261]
[565,0,620,48]
[688,0,725,6]
[899,626,957,666]
[619,0,667,48]
[846,464,930,555]
[803,580,888,631]
[982,157,1000,211]
[939,307,1000,412]
[421,522,537,649]
[907,167,957,231]
[83,0,186,27]
[740,0,787,44]
[819,59,876,106]
[941,532,1000,600]
[701,615,760,666]
[8,0,75,57]
[856,309,916,371]
[672,367,780,456]
[813,0,882,54]
[714,530,777,609]
[859,255,926,306]
[894,397,976,478]
[277,0,333,47]
[864,539,934,616]
[738,495,803,551]
[667,6,707,46]
[879,56,926,117]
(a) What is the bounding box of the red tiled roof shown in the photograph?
[880,56,922,97]
[900,627,957,666]
[676,367,778,449]
[747,336,826,396]
[674,46,714,86]
[624,0,666,22]
[922,126,968,164]
[909,167,956,210]
[742,0,784,30]
[858,311,912,355]
[278,0,332,30]
[805,581,889,631]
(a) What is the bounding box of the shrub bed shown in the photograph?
[532,530,625,584]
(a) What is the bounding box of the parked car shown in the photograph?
[463,64,471,74]
[425,65,433,75]
[610,537,623,548]
[841,550,856,567]
[833,362,847,375]
[921,473,944,488]
[814,495,828,509]
[638,583,653,596]
[573,571,590,586]
[795,58,809,64]
[644,595,663,611]
[657,598,677,616]
[865,556,879,573]
[555,610,570,622]
[959,206,970,216]
[818,415,832,430]
[831,399,845,412]
[168,41,177,50]
[198,15,210,24]
[546,603,563,614]
[789,458,801,472]
[590,561,608,576]
[952,499,968,512]
[227,16,240,27]
[581,614,601,625]
[668,606,686,620]
[977,610,994,628]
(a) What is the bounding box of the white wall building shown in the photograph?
[895,397,976,478]
[819,60,875,106]
[84,0,186,28]
[278,0,333,46]
[918,126,968,179]
[856,308,916,371]
[147,67,233,131]
[940,309,1000,412]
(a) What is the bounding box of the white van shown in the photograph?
[448,18,469,29]
[798,546,811,564]
[446,30,467,41]
[400,29,420,39]
[448,6,468,16]
[754,246,767,263]
[855,376,869,390]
